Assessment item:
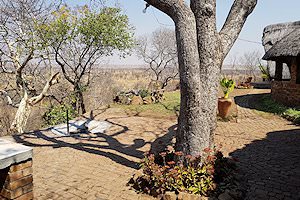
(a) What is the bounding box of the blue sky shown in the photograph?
[66,0,300,66]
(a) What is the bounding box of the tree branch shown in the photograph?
[219,0,257,58]
[162,71,178,89]
[78,48,98,80]
[19,50,34,69]
[144,0,186,19]
[28,72,60,105]
[55,48,75,85]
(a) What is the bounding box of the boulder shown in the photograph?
[118,95,131,105]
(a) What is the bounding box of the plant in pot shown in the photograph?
[218,78,235,118]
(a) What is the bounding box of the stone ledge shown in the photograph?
[0,139,32,170]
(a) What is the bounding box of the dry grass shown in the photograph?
[0,100,15,136]
[0,68,178,135]
[111,90,180,119]
[0,68,259,135]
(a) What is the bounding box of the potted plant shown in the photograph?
[218,78,235,118]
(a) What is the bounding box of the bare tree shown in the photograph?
[136,28,178,90]
[227,54,239,80]
[0,0,59,133]
[240,50,262,81]
[144,0,257,155]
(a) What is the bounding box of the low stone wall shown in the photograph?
[0,160,33,200]
[0,139,33,200]
[271,81,300,107]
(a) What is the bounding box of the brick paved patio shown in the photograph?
[3,89,300,200]
[216,90,300,200]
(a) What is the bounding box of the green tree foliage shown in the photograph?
[43,103,78,126]
[37,5,134,114]
[0,0,61,133]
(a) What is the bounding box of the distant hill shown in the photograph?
[93,64,261,74]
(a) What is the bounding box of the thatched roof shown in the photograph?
[262,21,300,50]
[263,21,300,34]
[263,28,300,61]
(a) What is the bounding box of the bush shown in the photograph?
[282,108,300,124]
[138,89,150,98]
[43,104,77,126]
[128,147,236,197]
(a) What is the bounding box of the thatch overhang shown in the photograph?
[263,28,300,61]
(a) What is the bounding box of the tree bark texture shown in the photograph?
[144,0,257,155]
[10,73,59,133]
[10,92,32,134]
[73,83,86,115]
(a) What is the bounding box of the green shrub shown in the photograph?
[128,147,236,197]
[139,89,150,98]
[282,108,300,124]
[43,104,77,126]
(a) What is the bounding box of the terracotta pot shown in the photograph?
[218,98,233,118]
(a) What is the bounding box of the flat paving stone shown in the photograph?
[0,138,32,169]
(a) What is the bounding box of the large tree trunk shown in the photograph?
[74,83,86,115]
[145,0,257,156]
[10,93,32,134]
[174,2,222,155]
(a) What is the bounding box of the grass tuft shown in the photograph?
[258,94,300,124]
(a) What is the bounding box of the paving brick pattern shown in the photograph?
[5,89,300,200]
[215,89,300,200]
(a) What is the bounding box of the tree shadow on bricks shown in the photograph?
[13,133,142,169]
[149,124,177,154]
[12,119,176,170]
[229,129,300,200]
[234,93,269,110]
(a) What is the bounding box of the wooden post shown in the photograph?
[275,61,283,81]
[66,109,69,135]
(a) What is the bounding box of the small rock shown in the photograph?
[163,191,177,200]
[143,96,153,104]
[117,95,131,104]
[131,95,143,105]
